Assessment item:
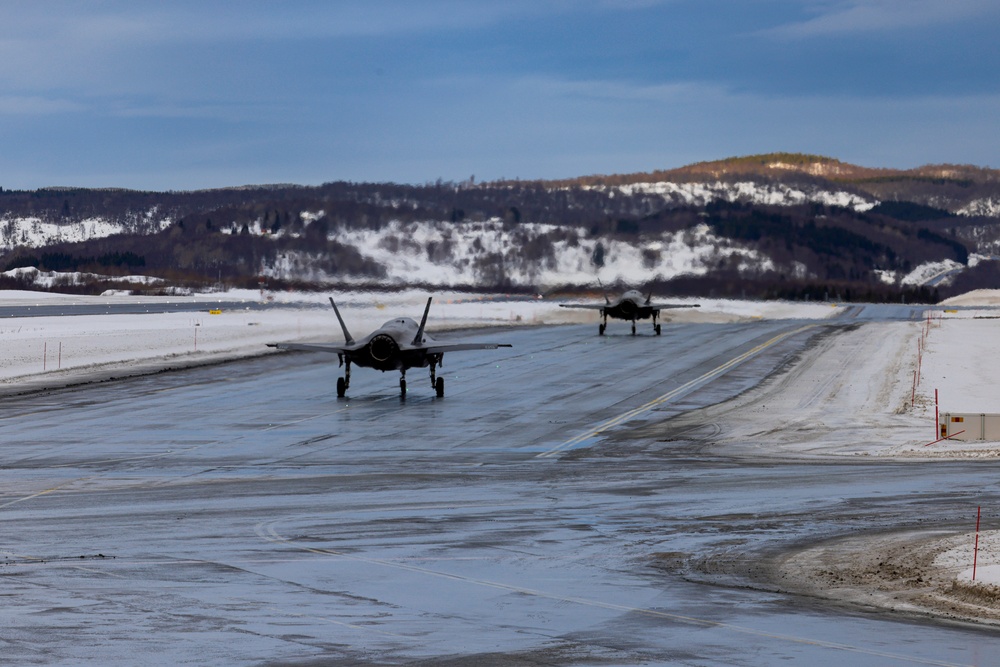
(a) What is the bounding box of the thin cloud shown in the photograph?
[0,96,85,115]
[764,0,998,38]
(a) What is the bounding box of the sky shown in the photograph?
[0,0,998,191]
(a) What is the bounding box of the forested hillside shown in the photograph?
[2,154,999,302]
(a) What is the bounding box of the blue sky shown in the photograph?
[1,0,998,190]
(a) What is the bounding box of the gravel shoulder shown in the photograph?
[771,529,1000,626]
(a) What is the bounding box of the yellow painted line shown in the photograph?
[256,518,966,666]
[0,483,75,509]
[537,325,817,458]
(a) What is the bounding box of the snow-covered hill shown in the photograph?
[0,211,172,250]
[590,180,877,211]
[262,219,780,288]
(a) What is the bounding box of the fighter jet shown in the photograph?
[560,288,699,336]
[267,297,511,397]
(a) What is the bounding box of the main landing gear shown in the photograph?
[599,311,608,336]
[430,359,444,397]
[337,360,352,397]
[652,311,661,336]
[400,366,443,398]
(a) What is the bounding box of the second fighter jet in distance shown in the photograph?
[560,288,699,336]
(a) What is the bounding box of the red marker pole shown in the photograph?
[917,339,922,383]
[935,389,939,439]
[974,506,981,582]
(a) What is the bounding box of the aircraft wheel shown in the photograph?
[336,376,346,398]
[655,324,661,336]
[435,377,444,397]
[599,324,605,336]
[400,378,407,396]
[631,323,636,336]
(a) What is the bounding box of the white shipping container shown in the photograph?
[939,413,1000,442]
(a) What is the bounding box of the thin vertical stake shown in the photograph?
[935,389,939,439]
[43,341,47,371]
[974,506,982,581]
[58,341,62,369]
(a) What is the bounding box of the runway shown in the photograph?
[3,316,1000,665]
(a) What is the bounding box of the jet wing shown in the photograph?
[422,342,512,354]
[267,342,353,354]
[558,304,607,310]
[649,303,700,309]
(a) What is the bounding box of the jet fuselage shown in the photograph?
[345,318,440,372]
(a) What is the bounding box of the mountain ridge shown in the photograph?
[2,153,999,302]
[533,152,1000,188]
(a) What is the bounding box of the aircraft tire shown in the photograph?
[337,377,346,397]
[631,323,636,336]
[599,324,605,336]
[655,324,661,336]
[435,377,444,397]
[400,378,407,396]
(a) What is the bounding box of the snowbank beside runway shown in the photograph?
[686,295,1000,461]
[775,528,1000,627]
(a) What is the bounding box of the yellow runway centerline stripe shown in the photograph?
[0,483,77,509]
[537,325,816,458]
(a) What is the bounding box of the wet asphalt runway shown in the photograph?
[3,312,1000,665]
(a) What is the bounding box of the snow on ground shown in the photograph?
[901,259,964,286]
[0,212,171,250]
[958,197,1000,217]
[589,180,876,212]
[1,265,165,289]
[263,220,776,287]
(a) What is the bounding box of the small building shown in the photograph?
[939,413,1000,442]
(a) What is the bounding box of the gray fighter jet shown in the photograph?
[560,288,699,336]
[267,297,511,397]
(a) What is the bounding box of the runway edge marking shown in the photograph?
[536,324,817,459]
